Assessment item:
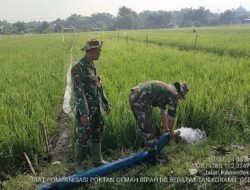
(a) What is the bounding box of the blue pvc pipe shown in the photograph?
[37,133,170,190]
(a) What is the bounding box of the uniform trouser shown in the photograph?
[129,90,157,151]
[75,109,104,150]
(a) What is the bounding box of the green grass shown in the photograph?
[106,25,250,58]
[3,142,249,190]
[86,31,250,148]
[0,34,70,177]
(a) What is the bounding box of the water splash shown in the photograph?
[177,127,206,144]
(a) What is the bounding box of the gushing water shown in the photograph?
[178,127,206,144]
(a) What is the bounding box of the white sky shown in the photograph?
[0,0,249,22]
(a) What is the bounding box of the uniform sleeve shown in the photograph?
[100,86,110,110]
[71,65,89,116]
[98,76,110,110]
[160,105,168,115]
[167,97,178,119]
[160,97,178,119]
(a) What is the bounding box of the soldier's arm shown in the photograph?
[167,116,175,138]
[98,76,111,111]
[71,65,89,116]
[161,98,177,133]
[160,107,168,132]
[167,99,178,139]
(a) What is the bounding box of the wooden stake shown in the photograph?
[146,34,149,46]
[194,34,198,50]
[24,152,37,176]
[40,122,50,155]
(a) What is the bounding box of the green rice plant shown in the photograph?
[71,29,250,149]
[106,25,250,58]
[0,34,70,177]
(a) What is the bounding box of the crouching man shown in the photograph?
[129,80,188,164]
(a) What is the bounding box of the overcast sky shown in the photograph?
[0,0,249,22]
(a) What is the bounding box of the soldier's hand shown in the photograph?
[169,131,175,141]
[104,104,111,116]
[165,127,170,133]
[80,115,89,126]
[105,107,111,116]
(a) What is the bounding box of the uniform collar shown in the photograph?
[80,56,95,68]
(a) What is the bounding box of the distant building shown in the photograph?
[62,27,77,32]
[92,28,102,31]
[167,23,175,29]
[242,19,250,24]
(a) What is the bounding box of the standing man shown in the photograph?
[71,39,111,171]
[129,80,188,164]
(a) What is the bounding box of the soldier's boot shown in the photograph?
[90,142,109,166]
[74,146,88,172]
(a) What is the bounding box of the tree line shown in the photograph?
[0,6,249,34]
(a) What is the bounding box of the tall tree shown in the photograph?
[53,19,64,32]
[137,11,151,29]
[89,13,115,29]
[13,22,27,33]
[0,20,12,34]
[39,21,50,33]
[147,11,172,28]
[219,10,236,24]
[65,14,85,28]
[116,6,137,29]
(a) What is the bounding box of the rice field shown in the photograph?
[0,34,70,175]
[110,25,250,58]
[0,26,250,178]
[98,27,250,148]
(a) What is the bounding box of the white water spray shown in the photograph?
[177,127,206,144]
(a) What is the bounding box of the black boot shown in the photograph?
[74,146,88,172]
[90,142,109,166]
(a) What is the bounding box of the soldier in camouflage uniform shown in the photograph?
[129,80,188,164]
[71,39,111,171]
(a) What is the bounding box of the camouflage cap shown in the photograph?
[81,39,103,51]
[173,82,189,98]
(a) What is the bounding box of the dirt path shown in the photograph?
[50,47,74,163]
[50,111,72,162]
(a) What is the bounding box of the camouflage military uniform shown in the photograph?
[71,56,110,150]
[129,80,179,151]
